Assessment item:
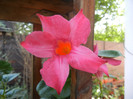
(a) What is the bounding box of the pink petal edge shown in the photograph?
[69,9,91,46]
[40,56,69,94]
[95,70,104,80]
[21,31,55,58]
[103,58,121,66]
[95,64,109,80]
[99,64,109,77]
[94,44,98,55]
[68,45,106,73]
[37,14,70,40]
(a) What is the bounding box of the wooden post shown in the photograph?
[33,23,42,99]
[70,0,95,99]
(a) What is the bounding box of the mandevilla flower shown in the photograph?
[94,44,121,80]
[21,10,106,94]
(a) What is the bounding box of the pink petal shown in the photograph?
[40,56,69,94]
[69,9,91,46]
[21,31,55,58]
[68,46,106,73]
[99,64,109,77]
[95,64,109,80]
[95,70,104,80]
[93,44,98,55]
[37,14,70,40]
[103,58,121,66]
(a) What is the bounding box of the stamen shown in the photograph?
[56,41,71,55]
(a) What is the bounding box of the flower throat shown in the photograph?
[56,41,71,55]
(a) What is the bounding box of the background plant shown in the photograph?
[92,75,124,99]
[36,74,71,99]
[94,24,124,42]
[95,0,124,43]
[0,60,28,99]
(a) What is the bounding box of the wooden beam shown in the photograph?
[0,0,73,23]
[70,0,95,99]
[33,23,42,99]
[0,0,73,14]
[0,5,39,23]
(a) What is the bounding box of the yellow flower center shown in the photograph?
[56,41,71,55]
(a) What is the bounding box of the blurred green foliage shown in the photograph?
[14,22,33,35]
[0,60,28,99]
[95,0,124,43]
[92,75,124,99]
[95,0,118,23]
[0,22,6,28]
[95,0,124,23]
[94,24,124,42]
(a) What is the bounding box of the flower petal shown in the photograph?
[95,64,109,80]
[99,64,109,77]
[103,58,121,66]
[94,44,98,55]
[40,56,69,94]
[68,46,106,73]
[37,14,70,40]
[69,9,91,46]
[95,70,104,80]
[21,31,55,58]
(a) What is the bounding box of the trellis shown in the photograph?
[0,0,95,99]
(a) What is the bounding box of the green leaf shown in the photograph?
[54,78,70,99]
[36,80,56,99]
[109,74,117,79]
[6,87,27,99]
[0,73,3,81]
[98,50,123,58]
[2,73,20,83]
[0,60,12,74]
[0,89,4,95]
[36,78,70,99]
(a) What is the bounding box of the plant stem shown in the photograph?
[1,81,6,99]
[99,80,103,98]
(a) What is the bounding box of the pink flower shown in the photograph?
[21,10,105,94]
[94,44,121,80]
